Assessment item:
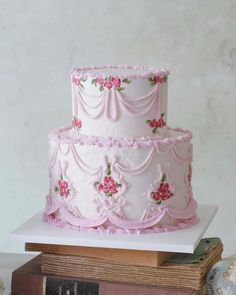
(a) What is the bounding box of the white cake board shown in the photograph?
[11,204,217,254]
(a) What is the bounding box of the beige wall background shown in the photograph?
[1,0,236,255]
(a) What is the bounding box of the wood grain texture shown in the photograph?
[25,242,174,267]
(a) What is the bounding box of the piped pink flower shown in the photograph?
[112,77,121,87]
[97,183,104,191]
[96,77,104,85]
[104,80,113,89]
[91,76,131,92]
[72,76,80,86]
[58,180,68,189]
[72,117,82,130]
[153,76,164,84]
[55,178,70,198]
[187,165,192,184]
[103,176,118,194]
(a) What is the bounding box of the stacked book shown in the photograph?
[11,237,223,295]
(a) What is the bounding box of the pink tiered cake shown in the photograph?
[44,65,198,233]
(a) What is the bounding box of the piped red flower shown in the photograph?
[146,113,166,133]
[151,174,174,205]
[55,176,70,198]
[96,77,104,85]
[187,164,192,184]
[72,75,80,86]
[72,76,87,88]
[149,75,167,86]
[72,117,82,130]
[95,163,121,197]
[91,76,131,92]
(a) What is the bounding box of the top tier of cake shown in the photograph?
[71,65,169,138]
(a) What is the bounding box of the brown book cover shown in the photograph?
[11,255,202,295]
[41,238,223,290]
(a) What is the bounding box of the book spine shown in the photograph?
[44,276,99,295]
[11,270,43,295]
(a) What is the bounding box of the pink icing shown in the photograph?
[71,65,169,80]
[170,144,192,164]
[49,126,192,149]
[113,149,155,176]
[72,83,160,121]
[44,195,198,233]
[70,144,102,175]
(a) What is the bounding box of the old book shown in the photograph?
[25,242,173,267]
[11,255,205,295]
[41,238,223,290]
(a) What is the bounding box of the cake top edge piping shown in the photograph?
[71,65,170,79]
[48,126,192,149]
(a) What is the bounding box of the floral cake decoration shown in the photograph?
[151,174,174,205]
[95,163,122,197]
[72,75,87,88]
[72,74,131,92]
[146,113,166,133]
[72,117,82,131]
[54,175,70,198]
[149,75,167,86]
[91,77,131,92]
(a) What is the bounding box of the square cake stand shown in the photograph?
[11,204,217,254]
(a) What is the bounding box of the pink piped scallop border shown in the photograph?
[49,126,192,149]
[43,211,199,235]
[71,65,170,80]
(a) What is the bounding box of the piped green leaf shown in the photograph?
[106,163,111,176]
[152,128,158,134]
[116,87,125,92]
[146,120,151,123]
[162,174,166,182]
[91,78,96,85]
[122,79,131,84]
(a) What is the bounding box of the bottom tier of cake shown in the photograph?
[44,126,198,234]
